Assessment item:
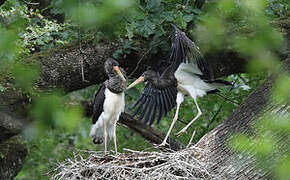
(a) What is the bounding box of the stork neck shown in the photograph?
[106,76,127,94]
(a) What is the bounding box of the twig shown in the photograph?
[206,105,222,129]
[21,0,39,5]
[77,0,88,83]
[128,48,151,78]
[215,93,240,106]
[177,118,188,125]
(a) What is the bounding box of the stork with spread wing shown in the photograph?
[127,24,231,146]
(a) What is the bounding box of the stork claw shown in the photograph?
[175,128,187,137]
[159,141,169,147]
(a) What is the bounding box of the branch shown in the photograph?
[119,113,185,151]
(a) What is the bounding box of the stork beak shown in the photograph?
[113,66,126,82]
[127,76,144,90]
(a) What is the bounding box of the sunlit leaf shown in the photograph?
[272,75,290,102]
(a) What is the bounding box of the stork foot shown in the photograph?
[159,141,169,147]
[175,128,187,137]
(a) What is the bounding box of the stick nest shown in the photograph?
[51,146,218,180]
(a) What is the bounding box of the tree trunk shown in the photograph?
[0,89,28,179]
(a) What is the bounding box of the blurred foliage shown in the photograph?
[0,0,289,179]
[30,91,83,135]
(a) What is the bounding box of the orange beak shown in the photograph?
[113,66,126,81]
[127,76,145,90]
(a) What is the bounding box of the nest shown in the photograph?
[51,146,218,180]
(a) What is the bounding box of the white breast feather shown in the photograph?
[90,88,125,140]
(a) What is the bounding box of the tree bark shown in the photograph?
[0,135,27,180]
[0,89,28,179]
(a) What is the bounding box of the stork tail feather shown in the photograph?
[90,120,114,144]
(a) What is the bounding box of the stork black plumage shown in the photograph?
[90,58,127,153]
[127,24,231,146]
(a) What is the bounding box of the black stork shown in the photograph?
[90,58,127,153]
[127,24,231,146]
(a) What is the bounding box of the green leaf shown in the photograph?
[161,11,174,22]
[272,75,290,102]
[146,0,161,12]
[183,14,194,22]
[138,19,155,37]
[0,84,6,92]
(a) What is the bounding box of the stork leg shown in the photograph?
[160,92,184,146]
[175,97,202,136]
[113,119,118,154]
[187,129,196,148]
[104,121,108,154]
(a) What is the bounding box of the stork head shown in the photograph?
[104,58,126,81]
[127,70,157,90]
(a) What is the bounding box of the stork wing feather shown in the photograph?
[131,82,177,125]
[170,24,214,80]
[92,84,106,124]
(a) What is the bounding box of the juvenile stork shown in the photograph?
[90,58,127,153]
[127,24,230,146]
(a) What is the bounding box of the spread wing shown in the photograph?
[170,24,213,80]
[92,84,106,124]
[131,81,177,125]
